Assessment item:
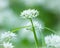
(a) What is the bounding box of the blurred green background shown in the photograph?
[0,0,60,48]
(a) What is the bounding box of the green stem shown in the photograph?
[44,27,56,34]
[11,26,30,32]
[40,32,46,48]
[29,18,39,48]
[38,27,46,48]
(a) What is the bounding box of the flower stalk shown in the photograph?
[20,9,39,48]
[29,18,39,48]
[44,27,56,34]
[11,25,30,32]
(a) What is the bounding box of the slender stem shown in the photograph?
[11,25,30,32]
[38,27,46,48]
[40,32,46,47]
[29,18,39,48]
[44,27,56,34]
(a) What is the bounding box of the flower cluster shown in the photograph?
[25,21,44,32]
[20,9,39,18]
[45,34,60,48]
[3,42,14,48]
[33,21,44,30]
[0,31,16,41]
[0,31,17,48]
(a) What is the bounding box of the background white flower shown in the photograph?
[0,31,16,41]
[24,20,44,31]
[45,34,60,48]
[20,9,39,18]
[3,42,14,48]
[19,20,44,41]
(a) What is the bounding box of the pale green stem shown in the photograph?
[11,25,30,32]
[29,18,39,48]
[40,32,46,48]
[38,27,46,48]
[44,27,56,34]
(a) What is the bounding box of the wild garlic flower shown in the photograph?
[3,42,14,48]
[0,31,16,41]
[45,34,60,48]
[24,21,44,31]
[33,21,44,30]
[20,9,39,18]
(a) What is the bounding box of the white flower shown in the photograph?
[24,21,44,31]
[3,42,14,48]
[0,31,16,41]
[20,9,39,18]
[33,21,44,30]
[45,34,60,48]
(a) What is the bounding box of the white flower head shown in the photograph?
[3,42,14,48]
[33,21,44,30]
[45,34,60,48]
[20,9,39,18]
[0,31,16,41]
[24,20,44,32]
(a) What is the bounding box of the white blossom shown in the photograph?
[33,21,44,30]
[45,34,60,48]
[0,31,16,41]
[24,21,44,31]
[20,9,39,18]
[3,42,14,48]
